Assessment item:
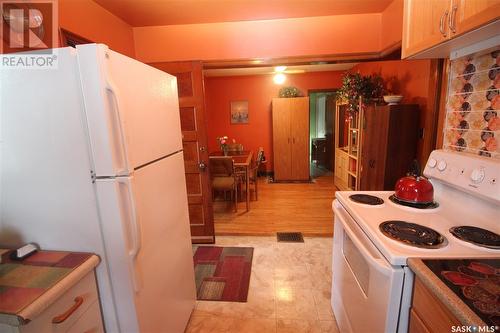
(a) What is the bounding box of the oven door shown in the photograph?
[332,200,405,333]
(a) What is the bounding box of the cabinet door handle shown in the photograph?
[52,296,84,324]
[293,138,295,144]
[449,5,457,33]
[439,10,449,37]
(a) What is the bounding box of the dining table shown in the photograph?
[209,150,253,211]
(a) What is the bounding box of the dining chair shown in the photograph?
[249,148,265,200]
[209,156,239,212]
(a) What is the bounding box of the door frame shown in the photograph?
[308,89,338,176]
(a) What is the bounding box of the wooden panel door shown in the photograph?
[454,0,500,36]
[384,105,420,189]
[402,0,451,58]
[272,98,292,181]
[290,97,310,180]
[149,61,214,243]
[360,105,390,190]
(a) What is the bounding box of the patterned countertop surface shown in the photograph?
[409,258,499,330]
[0,248,98,324]
[422,259,499,328]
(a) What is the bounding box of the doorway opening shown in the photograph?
[309,90,336,179]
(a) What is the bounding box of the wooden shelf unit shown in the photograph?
[334,100,362,191]
[335,100,420,191]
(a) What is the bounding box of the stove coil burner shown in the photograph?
[449,226,500,250]
[379,220,445,249]
[389,195,439,209]
[349,194,384,205]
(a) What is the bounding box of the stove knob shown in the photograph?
[470,168,485,183]
[437,160,447,171]
[427,158,437,168]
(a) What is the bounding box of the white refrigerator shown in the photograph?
[0,44,196,333]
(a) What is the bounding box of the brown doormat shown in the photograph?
[193,246,253,302]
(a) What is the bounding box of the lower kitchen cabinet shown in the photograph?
[0,270,104,333]
[410,276,461,333]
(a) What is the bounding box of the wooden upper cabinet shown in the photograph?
[402,0,500,58]
[402,0,451,59]
[454,0,500,35]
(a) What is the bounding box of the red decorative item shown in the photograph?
[441,271,479,286]
[394,160,434,204]
[468,262,497,275]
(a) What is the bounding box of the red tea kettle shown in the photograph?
[394,160,434,204]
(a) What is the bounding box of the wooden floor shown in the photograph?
[213,174,336,236]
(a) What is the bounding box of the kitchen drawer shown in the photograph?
[411,276,460,333]
[66,301,103,333]
[409,309,430,333]
[20,272,99,333]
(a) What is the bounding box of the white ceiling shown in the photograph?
[204,63,357,77]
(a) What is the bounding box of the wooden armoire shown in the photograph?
[360,104,420,190]
[272,97,310,181]
[334,103,420,191]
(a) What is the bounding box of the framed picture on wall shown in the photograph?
[230,100,249,124]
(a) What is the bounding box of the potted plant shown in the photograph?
[278,86,302,98]
[336,73,384,115]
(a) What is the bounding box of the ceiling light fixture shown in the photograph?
[274,65,287,72]
[273,73,286,85]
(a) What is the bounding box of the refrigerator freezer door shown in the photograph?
[130,152,196,332]
[0,47,120,333]
[76,44,182,177]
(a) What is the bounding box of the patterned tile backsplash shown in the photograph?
[444,47,499,159]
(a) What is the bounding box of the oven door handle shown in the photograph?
[335,203,391,274]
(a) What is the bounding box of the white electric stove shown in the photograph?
[331,150,500,333]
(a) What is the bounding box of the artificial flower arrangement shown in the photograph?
[217,136,229,151]
[279,86,302,98]
[336,72,385,115]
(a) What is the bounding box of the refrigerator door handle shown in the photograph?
[117,177,142,292]
[105,80,131,176]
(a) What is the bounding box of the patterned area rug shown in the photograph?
[193,246,253,302]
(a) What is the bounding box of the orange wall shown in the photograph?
[134,14,382,63]
[59,0,135,57]
[351,59,433,165]
[381,0,404,49]
[205,71,343,171]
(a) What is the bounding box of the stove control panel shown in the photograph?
[424,150,499,204]
[437,160,447,171]
[470,168,485,183]
[427,158,437,168]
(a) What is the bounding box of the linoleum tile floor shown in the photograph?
[187,236,339,333]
